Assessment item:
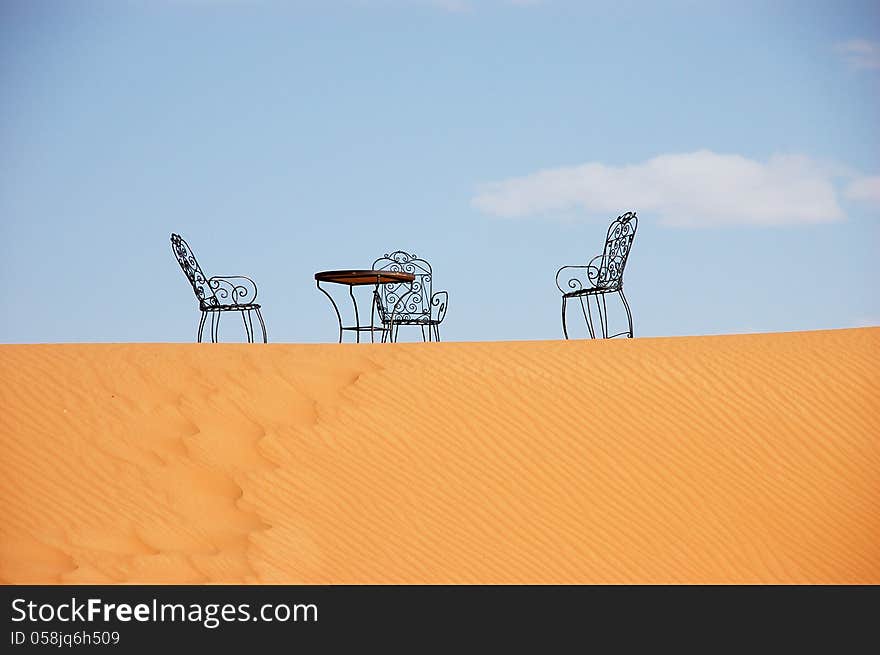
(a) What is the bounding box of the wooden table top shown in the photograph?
[315,269,416,286]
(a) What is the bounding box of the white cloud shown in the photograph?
[473,151,849,227]
[844,175,880,207]
[836,39,880,70]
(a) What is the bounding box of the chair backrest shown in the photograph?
[171,233,218,309]
[372,251,433,320]
[596,211,638,289]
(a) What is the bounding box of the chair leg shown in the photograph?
[597,294,608,339]
[618,289,633,338]
[421,325,427,342]
[198,311,208,343]
[561,297,569,340]
[255,308,268,343]
[433,324,440,342]
[602,294,610,338]
[210,311,221,343]
[242,310,254,343]
[579,296,596,339]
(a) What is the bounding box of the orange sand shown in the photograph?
[0,328,878,584]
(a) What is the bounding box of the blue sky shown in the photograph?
[1,0,878,343]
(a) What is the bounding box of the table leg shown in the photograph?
[316,280,343,343]
[371,283,378,344]
[348,285,360,343]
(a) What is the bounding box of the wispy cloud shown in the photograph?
[844,175,880,207]
[835,39,880,70]
[473,151,852,227]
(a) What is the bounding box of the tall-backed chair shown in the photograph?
[372,250,449,342]
[555,211,637,339]
[170,233,267,343]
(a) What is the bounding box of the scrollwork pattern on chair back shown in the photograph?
[372,251,433,322]
[171,233,218,309]
[597,211,638,289]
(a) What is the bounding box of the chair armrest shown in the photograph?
[555,255,603,294]
[431,291,449,323]
[208,275,259,305]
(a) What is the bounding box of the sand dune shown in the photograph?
[1,328,878,584]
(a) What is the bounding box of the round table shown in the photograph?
[315,269,416,343]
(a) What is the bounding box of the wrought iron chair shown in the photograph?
[556,211,638,339]
[170,233,267,343]
[371,251,449,342]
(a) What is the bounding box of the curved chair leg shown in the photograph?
[618,289,633,338]
[561,297,569,340]
[241,310,254,343]
[617,287,635,339]
[579,296,596,339]
[247,310,255,343]
[198,311,208,343]
[597,294,608,339]
[210,311,221,343]
[433,324,440,342]
[255,308,267,343]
